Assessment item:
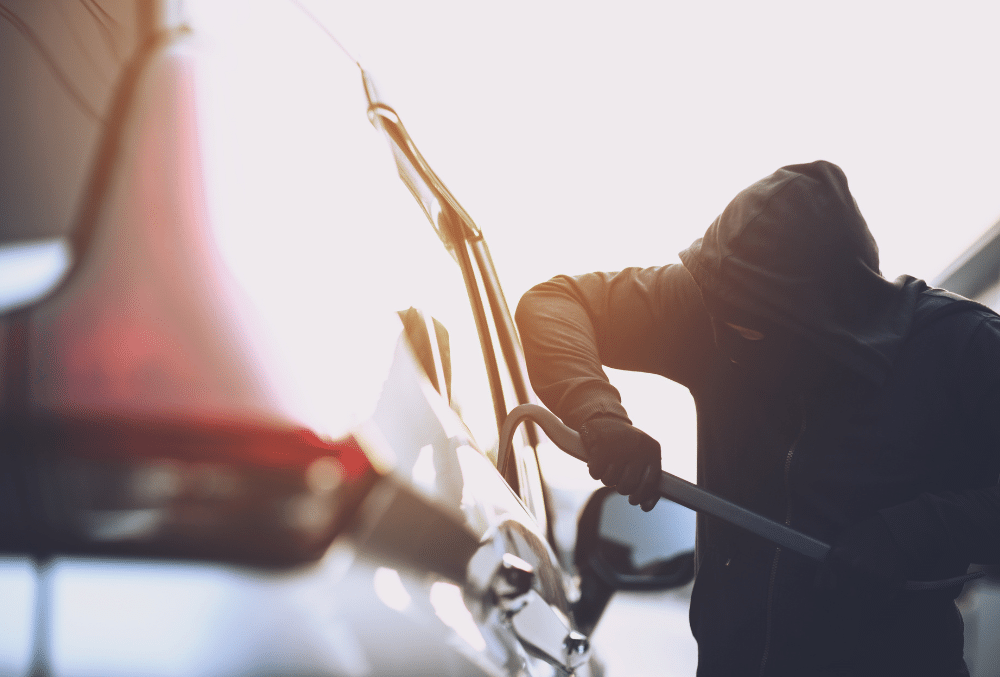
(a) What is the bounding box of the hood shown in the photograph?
[679,160,921,385]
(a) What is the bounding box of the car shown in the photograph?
[0,3,695,676]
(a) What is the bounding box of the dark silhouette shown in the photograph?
[516,160,1000,676]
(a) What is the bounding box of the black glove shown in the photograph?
[816,515,910,596]
[578,417,661,512]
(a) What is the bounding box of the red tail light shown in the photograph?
[1,416,379,566]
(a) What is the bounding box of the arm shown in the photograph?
[514,264,713,431]
[515,264,713,511]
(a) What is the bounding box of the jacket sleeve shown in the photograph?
[513,264,713,431]
[880,315,1000,567]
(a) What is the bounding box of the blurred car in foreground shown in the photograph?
[0,3,694,676]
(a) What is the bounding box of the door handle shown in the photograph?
[507,589,591,673]
[472,549,591,672]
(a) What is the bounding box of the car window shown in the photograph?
[356,74,548,521]
[189,25,505,462]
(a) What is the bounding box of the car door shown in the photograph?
[361,68,597,674]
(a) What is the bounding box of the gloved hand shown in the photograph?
[816,515,910,596]
[578,417,661,512]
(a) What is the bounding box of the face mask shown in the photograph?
[712,318,767,366]
[712,318,831,393]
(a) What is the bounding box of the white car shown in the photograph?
[0,3,694,676]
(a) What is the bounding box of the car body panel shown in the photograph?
[23,552,496,677]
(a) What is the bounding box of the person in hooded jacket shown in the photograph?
[514,160,1000,676]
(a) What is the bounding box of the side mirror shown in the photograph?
[573,487,696,634]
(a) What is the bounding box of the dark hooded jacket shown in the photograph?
[515,161,1000,676]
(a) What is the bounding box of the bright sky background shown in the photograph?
[187,0,1000,481]
[324,0,1000,283]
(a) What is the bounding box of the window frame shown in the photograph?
[364,80,553,534]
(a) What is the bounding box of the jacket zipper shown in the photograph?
[758,412,805,677]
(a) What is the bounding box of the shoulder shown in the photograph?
[878,288,1000,425]
[889,286,1000,383]
[911,287,1000,343]
[909,288,1000,399]
[913,286,998,320]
